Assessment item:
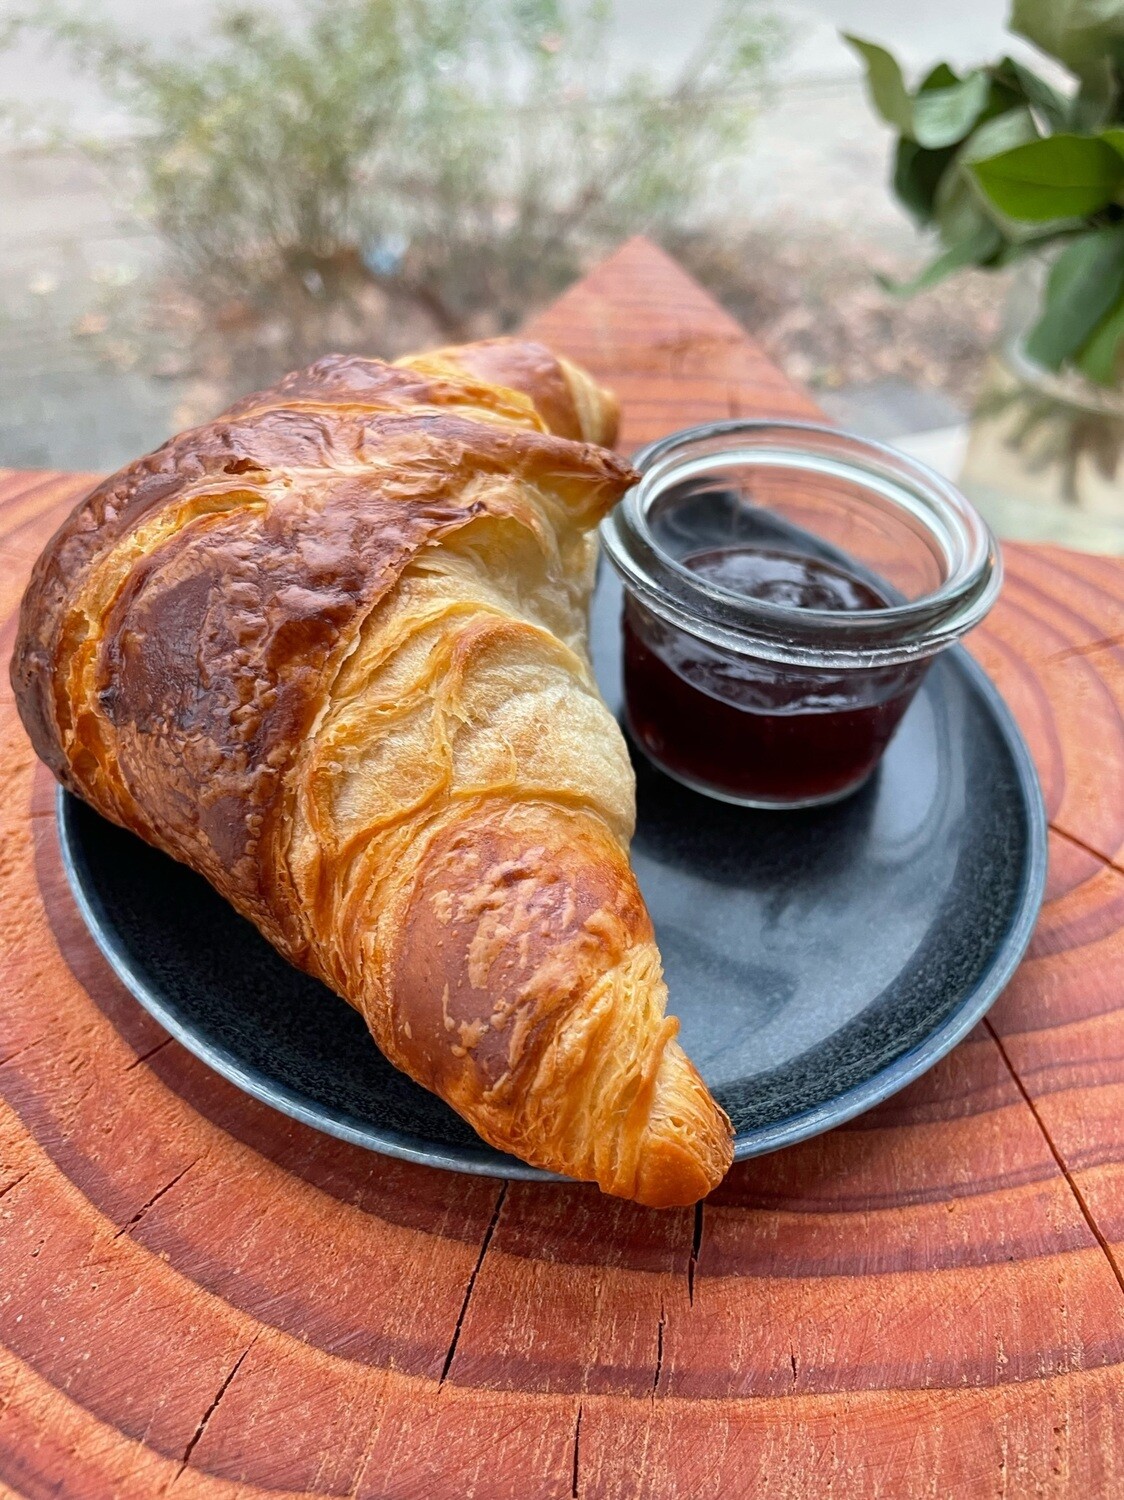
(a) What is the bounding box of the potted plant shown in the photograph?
[847,0,1124,549]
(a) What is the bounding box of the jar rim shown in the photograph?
[599,419,1002,669]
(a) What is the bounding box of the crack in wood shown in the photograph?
[171,1336,257,1486]
[985,1018,1124,1302]
[113,1159,200,1240]
[0,1037,47,1070]
[570,1401,583,1498]
[123,1037,174,1072]
[0,1169,32,1204]
[652,1299,666,1394]
[790,1345,798,1387]
[687,1201,704,1307]
[1050,821,1124,883]
[439,1181,507,1385]
[1046,632,1124,665]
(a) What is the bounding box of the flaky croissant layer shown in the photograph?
[12,336,733,1206]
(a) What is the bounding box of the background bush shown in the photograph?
[3,0,783,381]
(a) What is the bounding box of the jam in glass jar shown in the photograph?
[600,422,1001,809]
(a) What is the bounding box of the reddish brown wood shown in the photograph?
[1,236,1123,1497]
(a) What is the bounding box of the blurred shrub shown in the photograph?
[4,0,782,369]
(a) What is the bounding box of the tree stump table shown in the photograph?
[2,238,1124,1498]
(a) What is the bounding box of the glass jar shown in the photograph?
[600,421,1001,809]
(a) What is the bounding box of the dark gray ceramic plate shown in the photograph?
[57,569,1047,1179]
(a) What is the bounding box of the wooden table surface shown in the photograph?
[3,238,1124,1499]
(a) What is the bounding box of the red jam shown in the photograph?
[622,545,926,805]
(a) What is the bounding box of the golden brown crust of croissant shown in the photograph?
[12,336,733,1205]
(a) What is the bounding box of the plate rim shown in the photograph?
[55,640,1047,1182]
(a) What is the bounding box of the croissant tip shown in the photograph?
[628,1127,734,1209]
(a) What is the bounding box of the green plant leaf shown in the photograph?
[919,62,961,92]
[933,109,1039,245]
[991,56,1072,129]
[1025,226,1124,369]
[892,138,957,222]
[971,133,1124,220]
[958,108,1084,241]
[1011,0,1124,83]
[1076,289,1124,383]
[936,168,997,247]
[959,106,1042,161]
[881,221,1004,295]
[913,70,991,149]
[843,34,913,134]
[889,100,1038,230]
[1104,126,1124,161]
[1073,60,1119,129]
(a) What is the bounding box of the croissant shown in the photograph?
[12,336,733,1206]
